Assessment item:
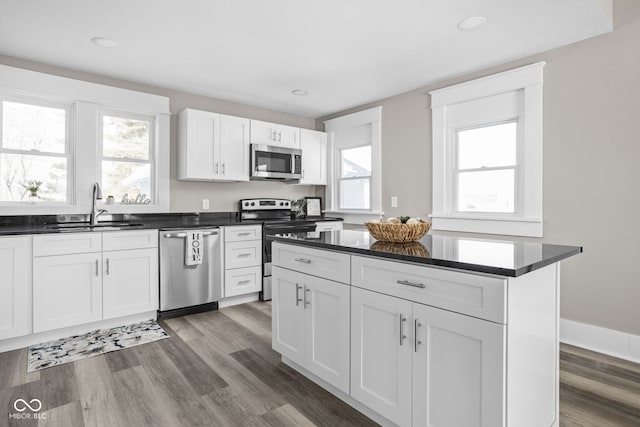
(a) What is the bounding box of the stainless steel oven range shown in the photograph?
[239,198,317,301]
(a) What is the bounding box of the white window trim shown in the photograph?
[0,64,170,215]
[430,62,545,237]
[324,106,383,224]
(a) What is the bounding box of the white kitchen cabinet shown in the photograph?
[0,236,31,340]
[272,266,350,393]
[33,252,103,332]
[350,286,413,426]
[412,302,505,427]
[299,129,327,185]
[351,285,506,427]
[178,108,250,181]
[250,119,301,149]
[103,248,159,320]
[223,225,263,298]
[315,221,343,232]
[33,230,159,333]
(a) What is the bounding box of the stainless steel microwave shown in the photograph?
[250,144,302,181]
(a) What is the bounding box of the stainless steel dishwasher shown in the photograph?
[159,228,223,319]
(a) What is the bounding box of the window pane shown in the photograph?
[0,154,67,202]
[341,146,371,178]
[457,169,514,213]
[340,178,370,210]
[2,101,66,153]
[457,122,516,169]
[103,115,150,160]
[102,161,151,203]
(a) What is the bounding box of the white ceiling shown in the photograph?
[0,0,612,118]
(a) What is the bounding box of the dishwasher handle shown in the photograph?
[163,231,218,238]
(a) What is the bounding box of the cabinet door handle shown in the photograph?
[302,169,305,179]
[295,284,303,306]
[106,258,110,275]
[304,286,310,308]
[222,162,225,174]
[278,131,282,142]
[295,258,311,264]
[399,314,407,346]
[271,130,276,141]
[397,279,425,289]
[95,259,99,276]
[414,319,422,352]
[215,162,219,174]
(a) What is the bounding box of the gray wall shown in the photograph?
[317,0,640,335]
[0,55,319,213]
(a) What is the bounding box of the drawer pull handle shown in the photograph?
[238,253,252,257]
[397,279,425,289]
[237,279,252,285]
[399,314,407,346]
[295,284,303,306]
[295,258,312,264]
[414,319,422,352]
[237,232,252,236]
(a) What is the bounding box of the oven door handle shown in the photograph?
[265,225,317,233]
[163,231,218,238]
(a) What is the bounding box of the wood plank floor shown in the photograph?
[0,301,638,426]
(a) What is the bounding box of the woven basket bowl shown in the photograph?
[364,220,431,243]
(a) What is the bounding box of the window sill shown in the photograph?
[429,214,542,238]
[324,210,383,225]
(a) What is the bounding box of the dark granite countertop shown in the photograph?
[0,212,343,236]
[268,230,582,277]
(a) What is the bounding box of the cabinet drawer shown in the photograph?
[33,233,102,257]
[272,242,350,284]
[351,255,507,323]
[224,225,261,242]
[225,266,262,297]
[102,230,158,251]
[225,240,262,269]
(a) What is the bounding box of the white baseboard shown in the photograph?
[218,293,259,308]
[560,318,640,364]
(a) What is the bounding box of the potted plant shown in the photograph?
[22,180,43,198]
[106,195,115,205]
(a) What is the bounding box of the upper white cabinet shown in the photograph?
[0,236,31,340]
[298,129,327,185]
[178,108,250,182]
[250,120,301,149]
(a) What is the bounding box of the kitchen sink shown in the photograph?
[43,222,145,231]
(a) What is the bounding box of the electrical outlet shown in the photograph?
[391,196,398,208]
[202,199,210,210]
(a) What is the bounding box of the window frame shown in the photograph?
[324,106,383,224]
[0,93,75,206]
[430,62,545,237]
[97,109,157,207]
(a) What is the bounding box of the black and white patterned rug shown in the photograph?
[27,320,169,372]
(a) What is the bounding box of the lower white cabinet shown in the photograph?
[103,248,159,319]
[272,266,350,393]
[33,252,103,332]
[224,265,262,297]
[0,236,31,340]
[223,225,262,298]
[351,286,506,427]
[32,230,159,333]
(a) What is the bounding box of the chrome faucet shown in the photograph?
[90,182,107,226]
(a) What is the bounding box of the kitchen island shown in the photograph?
[268,230,581,427]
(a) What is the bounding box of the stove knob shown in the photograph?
[279,202,284,206]
[284,201,289,206]
[251,202,255,206]
[244,202,249,206]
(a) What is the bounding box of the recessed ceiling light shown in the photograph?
[291,89,308,96]
[91,37,119,48]
[457,16,487,31]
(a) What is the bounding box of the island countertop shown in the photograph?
[268,230,582,277]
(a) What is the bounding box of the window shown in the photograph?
[0,98,72,203]
[455,121,517,213]
[325,106,382,223]
[99,112,155,204]
[339,145,371,210]
[430,62,544,237]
